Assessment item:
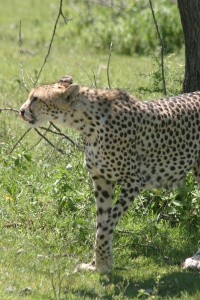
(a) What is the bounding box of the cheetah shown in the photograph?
[20,75,200,273]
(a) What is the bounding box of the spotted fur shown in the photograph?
[20,75,200,273]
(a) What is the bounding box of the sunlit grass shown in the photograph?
[0,0,200,299]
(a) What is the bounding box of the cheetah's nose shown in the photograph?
[20,109,25,116]
[20,109,28,121]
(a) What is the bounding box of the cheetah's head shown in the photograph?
[20,75,79,127]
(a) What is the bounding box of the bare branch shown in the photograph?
[149,0,167,95]
[0,109,64,154]
[92,69,98,88]
[0,108,19,113]
[107,41,113,89]
[49,122,83,150]
[9,128,32,154]
[6,1,78,156]
[34,0,69,86]
[76,63,94,86]
[34,128,66,155]
[18,20,29,92]
[27,136,45,152]
[40,125,81,150]
[26,123,51,152]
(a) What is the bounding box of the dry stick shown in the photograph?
[7,119,68,155]
[27,136,44,152]
[34,128,66,155]
[2,105,68,155]
[17,1,77,154]
[34,0,67,86]
[76,63,94,86]
[17,1,75,154]
[107,41,113,89]
[92,69,98,88]
[0,107,32,154]
[9,128,32,154]
[149,0,167,95]
[0,108,19,113]
[27,123,52,152]
[49,122,83,150]
[39,125,81,150]
[19,20,29,92]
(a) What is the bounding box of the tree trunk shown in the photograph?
[177,0,200,93]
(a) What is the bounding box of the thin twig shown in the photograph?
[19,20,29,92]
[49,122,83,150]
[27,136,44,151]
[76,63,94,86]
[9,128,32,154]
[34,128,66,155]
[27,74,35,86]
[107,41,113,89]
[0,108,19,113]
[27,123,51,152]
[40,126,81,150]
[34,0,68,86]
[92,69,98,88]
[149,0,167,95]
[14,1,76,156]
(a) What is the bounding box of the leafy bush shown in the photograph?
[68,0,183,55]
[134,173,200,229]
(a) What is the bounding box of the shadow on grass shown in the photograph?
[106,270,200,298]
[71,270,200,299]
[157,270,200,298]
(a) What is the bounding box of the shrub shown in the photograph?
[69,0,183,55]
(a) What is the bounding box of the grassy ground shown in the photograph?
[0,0,200,299]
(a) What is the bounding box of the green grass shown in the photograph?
[0,0,200,299]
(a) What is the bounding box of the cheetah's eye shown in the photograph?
[32,97,38,102]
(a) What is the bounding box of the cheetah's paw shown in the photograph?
[74,261,112,274]
[183,248,200,270]
[74,262,96,273]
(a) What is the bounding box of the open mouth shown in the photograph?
[20,110,35,124]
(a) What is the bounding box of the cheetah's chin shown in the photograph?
[19,111,36,125]
[19,111,30,122]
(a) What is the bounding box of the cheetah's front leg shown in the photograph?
[94,181,141,273]
[76,177,114,272]
[76,178,141,273]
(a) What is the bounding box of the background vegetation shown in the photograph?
[68,0,183,55]
[0,0,199,299]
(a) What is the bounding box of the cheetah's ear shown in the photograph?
[63,84,80,101]
[59,75,73,84]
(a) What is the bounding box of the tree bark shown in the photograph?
[177,0,200,93]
